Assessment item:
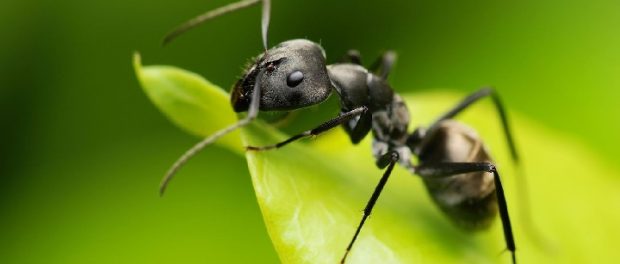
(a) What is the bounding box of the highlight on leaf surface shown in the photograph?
[133,55,620,263]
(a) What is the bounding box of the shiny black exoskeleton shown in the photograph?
[159,1,519,263]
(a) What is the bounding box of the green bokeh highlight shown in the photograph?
[1,0,619,263]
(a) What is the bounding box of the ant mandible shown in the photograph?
[159,0,517,263]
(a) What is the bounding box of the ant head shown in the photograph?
[231,39,332,112]
[163,1,331,112]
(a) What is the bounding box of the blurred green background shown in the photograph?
[1,0,619,263]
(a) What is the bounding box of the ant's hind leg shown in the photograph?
[426,87,518,162]
[422,88,550,250]
[416,162,517,264]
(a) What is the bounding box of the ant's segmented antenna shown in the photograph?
[260,0,271,50]
[162,0,271,48]
[159,69,264,196]
[159,0,272,195]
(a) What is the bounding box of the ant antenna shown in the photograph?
[159,0,272,196]
[260,0,271,51]
[159,69,265,196]
[162,0,271,50]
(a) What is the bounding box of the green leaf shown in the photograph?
[133,52,241,152]
[134,57,620,263]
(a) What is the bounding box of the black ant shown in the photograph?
[159,0,518,263]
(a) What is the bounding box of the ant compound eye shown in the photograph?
[286,71,304,87]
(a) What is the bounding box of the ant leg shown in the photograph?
[369,51,397,80]
[419,88,551,249]
[246,106,368,151]
[159,71,264,196]
[341,151,399,264]
[426,87,518,162]
[416,162,516,264]
[341,49,362,65]
[342,110,373,144]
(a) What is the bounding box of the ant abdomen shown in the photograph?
[418,120,499,230]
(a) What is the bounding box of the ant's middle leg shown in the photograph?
[369,51,397,80]
[341,150,399,264]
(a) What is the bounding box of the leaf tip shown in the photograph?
[133,51,142,73]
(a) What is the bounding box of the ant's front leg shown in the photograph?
[341,49,363,65]
[340,50,397,80]
[246,106,368,151]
